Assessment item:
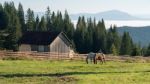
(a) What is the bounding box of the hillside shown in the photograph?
[117,26,150,46]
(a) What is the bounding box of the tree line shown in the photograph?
[0,2,150,56]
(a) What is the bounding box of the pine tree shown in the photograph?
[35,15,39,31]
[93,20,107,53]
[141,47,147,56]
[7,17,21,51]
[51,12,56,31]
[3,2,22,51]
[112,25,121,53]
[0,3,8,30]
[85,18,94,52]
[106,28,113,53]
[51,11,63,32]
[26,8,35,31]
[120,32,133,55]
[131,44,141,56]
[74,16,86,53]
[17,3,25,32]
[110,43,118,56]
[63,10,74,39]
[145,44,150,56]
[39,16,47,31]
[55,11,63,32]
[0,33,5,49]
[45,6,52,31]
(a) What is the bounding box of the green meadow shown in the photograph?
[0,60,149,84]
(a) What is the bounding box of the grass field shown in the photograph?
[0,60,149,84]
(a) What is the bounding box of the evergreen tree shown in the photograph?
[26,8,35,31]
[85,18,94,52]
[120,32,133,55]
[141,47,147,56]
[3,2,22,51]
[17,3,25,32]
[110,43,118,56]
[145,44,150,56]
[51,11,56,31]
[93,20,106,53]
[74,16,86,53]
[39,16,47,31]
[0,3,8,30]
[0,33,5,49]
[5,17,21,51]
[131,44,141,56]
[45,6,52,31]
[35,15,39,31]
[63,10,74,40]
[51,11,63,32]
[106,25,121,54]
[55,11,63,32]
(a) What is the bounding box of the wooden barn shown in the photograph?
[18,31,74,55]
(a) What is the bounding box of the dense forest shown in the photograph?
[0,2,150,56]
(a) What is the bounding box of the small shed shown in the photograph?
[19,31,74,56]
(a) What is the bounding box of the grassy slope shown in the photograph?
[0,60,149,84]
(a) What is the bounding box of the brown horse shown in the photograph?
[94,53,106,64]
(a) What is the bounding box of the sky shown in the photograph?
[1,0,150,15]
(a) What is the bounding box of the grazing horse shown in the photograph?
[95,53,106,64]
[86,52,106,64]
[86,52,96,64]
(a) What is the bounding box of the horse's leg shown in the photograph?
[101,58,103,64]
[102,54,106,64]
[91,58,93,63]
[102,59,104,64]
[93,58,95,64]
[95,59,97,64]
[96,60,97,64]
[103,58,106,63]
[86,57,88,64]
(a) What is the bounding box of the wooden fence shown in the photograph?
[1,51,149,62]
[0,50,86,60]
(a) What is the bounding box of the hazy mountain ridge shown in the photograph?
[34,10,150,21]
[117,26,150,46]
[70,10,144,20]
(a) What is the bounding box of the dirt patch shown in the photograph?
[58,76,78,82]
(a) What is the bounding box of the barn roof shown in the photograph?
[19,31,71,46]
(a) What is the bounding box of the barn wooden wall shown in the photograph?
[50,35,70,54]
[19,44,31,51]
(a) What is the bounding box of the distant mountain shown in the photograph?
[33,10,150,21]
[117,26,150,47]
[70,10,143,20]
[135,14,150,20]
